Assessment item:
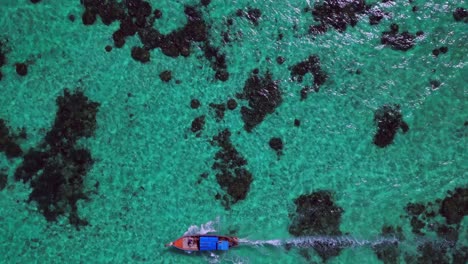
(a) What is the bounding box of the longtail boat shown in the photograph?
[165,235,239,251]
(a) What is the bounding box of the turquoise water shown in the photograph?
[0,0,466,263]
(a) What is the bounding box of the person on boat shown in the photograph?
[187,239,194,247]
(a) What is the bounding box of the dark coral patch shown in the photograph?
[269,137,283,156]
[290,55,327,95]
[0,38,8,80]
[200,0,211,7]
[226,98,237,110]
[430,79,441,89]
[0,171,7,191]
[289,191,344,236]
[373,104,409,147]
[453,7,468,22]
[410,217,425,235]
[153,9,162,19]
[433,46,448,57]
[14,89,99,229]
[300,86,314,100]
[202,44,229,82]
[131,46,150,63]
[236,71,282,132]
[276,56,285,65]
[439,46,448,54]
[402,187,467,261]
[138,7,206,56]
[310,0,369,32]
[294,119,301,127]
[372,225,403,264]
[0,119,24,158]
[80,2,228,80]
[209,103,226,121]
[235,7,262,26]
[405,202,425,216]
[436,224,459,242]
[368,8,386,25]
[211,129,253,209]
[381,191,468,263]
[159,70,172,82]
[28,147,93,227]
[381,24,416,51]
[439,187,468,225]
[191,115,205,137]
[453,246,468,263]
[14,150,49,182]
[15,62,28,76]
[288,191,344,261]
[308,24,327,35]
[82,8,97,25]
[245,7,262,26]
[221,30,230,44]
[45,89,99,150]
[411,242,451,264]
[0,43,5,67]
[126,0,152,20]
[190,99,201,109]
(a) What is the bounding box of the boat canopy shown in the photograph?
[199,236,230,251]
[200,236,218,251]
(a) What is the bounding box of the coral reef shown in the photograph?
[289,191,344,261]
[236,71,282,132]
[14,89,99,229]
[373,104,409,147]
[211,129,253,209]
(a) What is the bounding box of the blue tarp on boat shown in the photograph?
[199,236,218,251]
[217,241,229,250]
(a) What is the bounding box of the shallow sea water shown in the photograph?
[0,0,466,263]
